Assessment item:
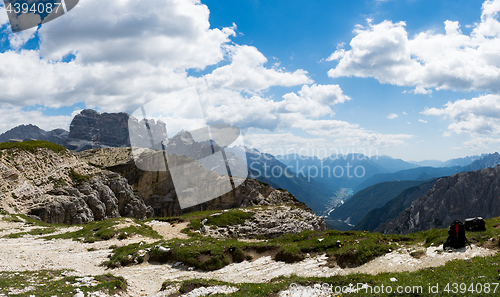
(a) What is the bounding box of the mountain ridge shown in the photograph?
[378,165,500,234]
[0,124,68,145]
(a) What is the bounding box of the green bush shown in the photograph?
[0,140,67,153]
[69,168,90,184]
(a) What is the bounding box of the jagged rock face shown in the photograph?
[80,147,313,217]
[0,124,68,145]
[64,109,167,152]
[204,206,328,239]
[0,144,325,228]
[0,145,150,224]
[165,130,219,159]
[380,165,500,234]
[112,157,307,217]
[28,172,151,224]
[355,179,438,232]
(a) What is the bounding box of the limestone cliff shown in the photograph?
[79,147,311,217]
[0,143,324,228]
[0,142,149,224]
[64,109,167,152]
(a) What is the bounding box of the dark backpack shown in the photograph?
[443,220,470,250]
[464,217,486,232]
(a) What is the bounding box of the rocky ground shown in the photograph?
[0,214,496,297]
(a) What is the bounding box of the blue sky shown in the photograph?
[0,0,499,161]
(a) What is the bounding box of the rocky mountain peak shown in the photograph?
[169,130,195,146]
[378,165,500,234]
[79,109,100,117]
[0,124,68,145]
[64,109,167,152]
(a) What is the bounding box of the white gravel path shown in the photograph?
[0,216,497,297]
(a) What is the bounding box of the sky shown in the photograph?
[0,0,499,161]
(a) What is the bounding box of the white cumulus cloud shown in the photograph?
[387,113,398,119]
[201,45,312,91]
[463,137,500,151]
[0,107,75,133]
[0,0,415,151]
[327,0,500,94]
[423,94,500,135]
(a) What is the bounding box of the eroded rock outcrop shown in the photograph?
[64,109,167,152]
[1,144,325,230]
[0,144,150,224]
[28,172,151,224]
[204,206,328,238]
[80,147,311,217]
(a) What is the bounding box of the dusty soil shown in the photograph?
[0,216,497,297]
[144,220,189,240]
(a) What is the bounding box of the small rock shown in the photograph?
[390,278,398,282]
[158,246,170,253]
[73,288,84,297]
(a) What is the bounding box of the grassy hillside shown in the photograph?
[3,210,500,296]
[329,180,430,227]
[161,252,500,296]
[0,140,67,153]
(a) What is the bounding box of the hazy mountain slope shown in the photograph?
[243,148,332,213]
[0,124,68,145]
[328,180,430,226]
[324,219,353,231]
[378,165,500,234]
[276,154,321,171]
[276,153,384,190]
[409,160,446,167]
[353,179,439,232]
[369,155,419,173]
[410,155,481,168]
[442,155,481,167]
[353,166,463,193]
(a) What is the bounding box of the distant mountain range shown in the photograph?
[409,155,484,168]
[232,147,333,213]
[337,152,500,233]
[0,124,68,145]
[465,152,500,171]
[3,109,500,219]
[352,166,464,193]
[276,153,420,192]
[65,109,167,151]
